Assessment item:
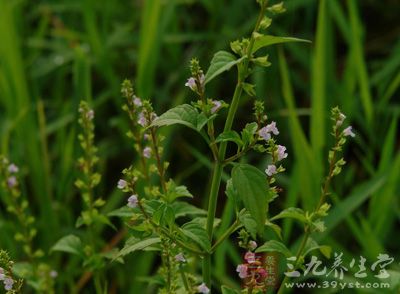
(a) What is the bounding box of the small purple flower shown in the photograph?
[117,179,127,190]
[185,77,197,91]
[197,282,210,294]
[4,277,14,291]
[174,253,186,263]
[249,240,258,250]
[143,147,152,158]
[244,251,256,264]
[265,164,277,177]
[236,264,248,279]
[50,270,58,278]
[266,121,279,135]
[133,96,142,107]
[343,126,355,137]
[276,145,288,161]
[143,133,150,141]
[258,126,271,141]
[336,113,346,126]
[8,164,19,174]
[137,112,148,127]
[211,100,222,114]
[7,176,17,188]
[86,110,94,120]
[127,195,138,208]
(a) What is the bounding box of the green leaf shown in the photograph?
[181,221,211,252]
[270,207,307,224]
[171,201,207,218]
[153,203,175,227]
[151,104,209,132]
[242,82,256,96]
[241,122,258,146]
[238,210,257,239]
[115,237,161,259]
[265,219,283,240]
[205,51,246,84]
[303,238,331,259]
[252,35,311,54]
[232,164,270,235]
[221,285,241,294]
[215,131,243,147]
[51,235,83,257]
[225,179,241,212]
[165,180,193,202]
[256,240,292,257]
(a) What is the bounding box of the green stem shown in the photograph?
[211,220,241,252]
[202,2,268,288]
[179,265,192,293]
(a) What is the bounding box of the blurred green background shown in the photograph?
[0,0,399,292]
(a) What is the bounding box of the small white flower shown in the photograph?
[86,110,94,120]
[143,133,150,140]
[143,147,152,158]
[211,100,222,114]
[336,113,346,126]
[199,73,205,86]
[117,179,127,190]
[133,96,142,107]
[197,282,210,294]
[249,240,258,250]
[4,277,14,291]
[174,253,186,263]
[276,145,288,161]
[265,164,277,177]
[343,126,355,137]
[50,270,58,278]
[185,77,197,91]
[244,251,256,264]
[8,164,19,174]
[265,121,279,135]
[127,195,138,208]
[137,112,148,127]
[258,126,271,141]
[236,264,248,279]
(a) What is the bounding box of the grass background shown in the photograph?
[0,0,399,292]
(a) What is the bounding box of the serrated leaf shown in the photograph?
[115,237,161,260]
[151,104,209,132]
[256,240,292,257]
[153,203,175,227]
[252,35,311,54]
[205,51,246,84]
[51,235,83,257]
[270,207,307,224]
[232,164,270,235]
[215,131,243,147]
[181,221,211,252]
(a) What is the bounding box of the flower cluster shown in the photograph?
[236,251,267,289]
[185,58,206,96]
[0,250,23,293]
[256,120,287,179]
